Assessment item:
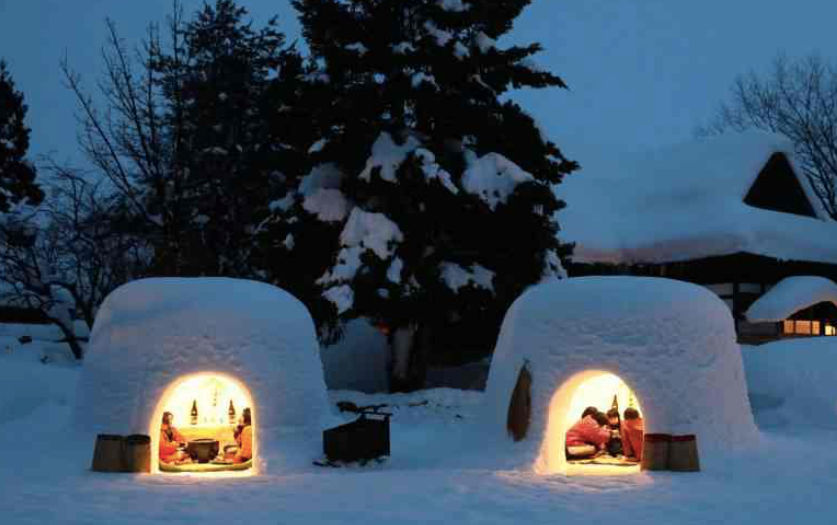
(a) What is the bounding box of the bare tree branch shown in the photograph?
[699,54,837,220]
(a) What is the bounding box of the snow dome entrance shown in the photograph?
[537,371,644,476]
[150,373,256,475]
[485,278,759,476]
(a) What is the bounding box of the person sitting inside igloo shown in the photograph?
[565,407,611,459]
[620,408,645,462]
[230,408,253,464]
[605,408,625,455]
[160,411,191,465]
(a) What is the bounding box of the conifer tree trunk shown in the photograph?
[388,322,433,392]
[388,324,416,392]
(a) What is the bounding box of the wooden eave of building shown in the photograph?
[568,252,837,284]
[569,252,837,344]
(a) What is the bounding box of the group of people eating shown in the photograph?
[159,407,253,465]
[565,405,645,462]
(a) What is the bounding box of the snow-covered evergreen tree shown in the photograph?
[65,1,304,277]
[0,60,43,214]
[292,0,577,389]
[160,0,301,276]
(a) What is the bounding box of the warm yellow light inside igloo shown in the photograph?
[564,373,642,428]
[149,372,256,475]
[536,371,644,476]
[162,374,251,428]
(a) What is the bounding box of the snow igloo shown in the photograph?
[75,278,330,475]
[483,276,759,475]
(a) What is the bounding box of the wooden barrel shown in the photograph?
[640,433,671,471]
[668,434,700,472]
[91,434,124,472]
[123,434,151,473]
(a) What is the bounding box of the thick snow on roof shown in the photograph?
[560,131,837,264]
[743,338,837,429]
[746,276,837,322]
[76,278,331,473]
[482,276,758,473]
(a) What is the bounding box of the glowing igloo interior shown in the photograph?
[149,373,256,474]
[541,371,644,475]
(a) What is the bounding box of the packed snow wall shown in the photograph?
[483,276,759,473]
[75,278,331,473]
[743,338,837,429]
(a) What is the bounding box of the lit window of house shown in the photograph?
[783,320,831,336]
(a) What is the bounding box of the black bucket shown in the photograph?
[323,414,390,462]
[91,434,125,473]
[123,434,151,473]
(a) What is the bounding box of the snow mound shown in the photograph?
[743,339,837,429]
[482,276,759,474]
[320,319,389,393]
[0,359,79,424]
[0,322,62,341]
[746,276,837,322]
[75,278,331,474]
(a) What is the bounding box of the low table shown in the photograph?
[159,459,252,473]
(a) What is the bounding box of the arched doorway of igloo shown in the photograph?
[535,370,645,475]
[149,372,256,475]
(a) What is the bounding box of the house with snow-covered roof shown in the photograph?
[560,131,837,343]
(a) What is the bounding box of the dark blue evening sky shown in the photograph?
[1,0,835,165]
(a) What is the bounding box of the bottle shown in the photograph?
[190,400,198,425]
[228,400,236,425]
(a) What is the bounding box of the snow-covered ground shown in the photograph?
[3,339,837,524]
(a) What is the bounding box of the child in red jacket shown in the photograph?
[565,408,611,459]
[620,408,644,462]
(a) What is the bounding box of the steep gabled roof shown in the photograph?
[560,131,837,265]
[744,153,818,218]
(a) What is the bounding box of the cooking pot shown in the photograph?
[187,439,220,463]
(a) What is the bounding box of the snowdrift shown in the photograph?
[743,338,837,428]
